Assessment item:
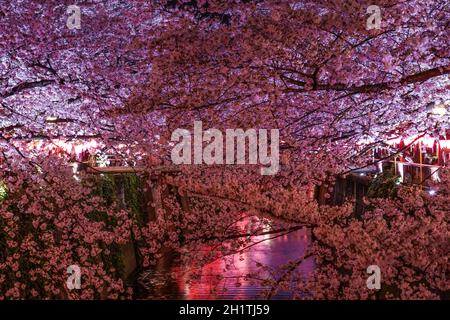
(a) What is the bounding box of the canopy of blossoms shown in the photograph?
[0,0,448,300]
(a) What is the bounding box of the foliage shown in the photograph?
[366,168,400,199]
[0,158,134,299]
[0,0,448,299]
[0,182,7,201]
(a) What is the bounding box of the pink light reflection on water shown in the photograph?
[141,223,314,300]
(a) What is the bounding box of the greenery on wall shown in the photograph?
[93,173,146,225]
[0,181,7,201]
[91,173,147,280]
[367,168,400,199]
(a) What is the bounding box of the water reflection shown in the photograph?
[138,226,314,300]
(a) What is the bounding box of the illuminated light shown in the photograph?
[421,137,435,148]
[441,140,450,150]
[430,166,441,182]
[96,153,110,167]
[35,139,100,158]
[386,134,450,157]
[428,189,437,196]
[426,100,448,117]
[72,163,80,181]
[432,105,447,116]
[377,161,383,173]
[358,136,375,145]
[386,137,402,145]
[398,162,404,183]
[46,116,58,122]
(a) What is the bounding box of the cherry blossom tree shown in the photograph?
[1,0,448,299]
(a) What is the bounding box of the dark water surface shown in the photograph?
[138,226,314,300]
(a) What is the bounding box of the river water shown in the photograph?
[137,225,314,300]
